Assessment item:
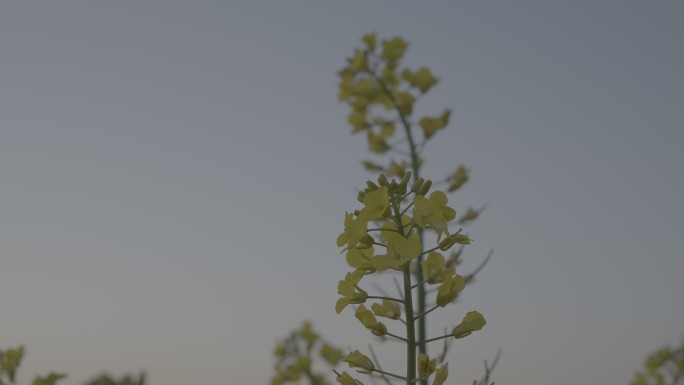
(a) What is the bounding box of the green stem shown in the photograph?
[373,66,426,385]
[403,268,416,384]
[390,187,417,385]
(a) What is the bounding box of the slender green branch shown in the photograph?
[464,249,495,283]
[373,369,407,382]
[420,246,441,256]
[477,348,502,385]
[399,202,414,217]
[368,295,405,304]
[414,305,439,320]
[421,334,452,344]
[386,332,408,343]
[368,228,404,234]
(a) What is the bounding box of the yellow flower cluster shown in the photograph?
[338,33,452,175]
[335,173,471,314]
[333,172,485,385]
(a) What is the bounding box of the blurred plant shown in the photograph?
[0,346,66,385]
[631,340,684,385]
[82,373,146,385]
[271,322,346,385]
[0,345,145,385]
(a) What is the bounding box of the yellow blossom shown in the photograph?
[421,251,455,284]
[349,49,368,73]
[413,191,456,238]
[403,67,439,93]
[336,371,364,385]
[386,159,409,178]
[371,299,401,320]
[452,311,486,339]
[458,207,480,224]
[361,160,383,172]
[335,271,368,314]
[372,232,421,271]
[359,186,389,220]
[320,343,345,366]
[393,91,415,116]
[300,321,319,348]
[381,37,408,65]
[355,305,387,337]
[362,32,376,51]
[436,273,465,307]
[367,131,389,154]
[348,110,371,133]
[337,212,371,251]
[346,246,375,273]
[419,110,451,139]
[447,165,469,192]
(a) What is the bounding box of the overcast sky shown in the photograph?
[1,2,683,385]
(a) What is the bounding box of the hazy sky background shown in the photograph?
[1,2,683,385]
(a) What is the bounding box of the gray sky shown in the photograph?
[1,2,683,385]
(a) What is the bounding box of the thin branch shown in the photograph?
[372,369,407,382]
[386,332,408,343]
[437,327,453,363]
[420,333,452,344]
[411,278,428,289]
[368,295,405,304]
[464,249,495,284]
[368,345,394,385]
[372,283,393,299]
[477,348,502,385]
[414,304,439,320]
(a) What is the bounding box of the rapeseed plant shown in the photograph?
[273,33,498,385]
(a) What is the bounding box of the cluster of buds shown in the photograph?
[271,322,345,385]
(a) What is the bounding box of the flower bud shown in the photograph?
[357,234,375,249]
[452,311,486,339]
[418,179,432,196]
[432,364,448,385]
[366,181,379,191]
[438,233,471,251]
[336,371,364,385]
[344,350,375,373]
[377,174,389,186]
[410,177,425,193]
[418,353,436,378]
[399,171,412,192]
[436,274,465,307]
[321,343,344,365]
